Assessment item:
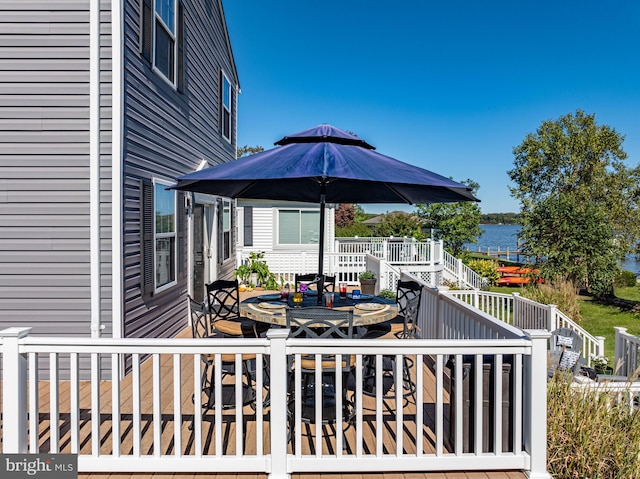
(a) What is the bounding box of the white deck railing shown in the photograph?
[614,327,640,377]
[571,381,640,413]
[239,239,462,287]
[448,290,605,365]
[0,283,552,478]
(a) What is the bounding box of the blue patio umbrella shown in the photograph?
[172,124,479,300]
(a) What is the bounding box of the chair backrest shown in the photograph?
[295,273,319,292]
[550,327,584,373]
[188,295,208,339]
[206,279,240,322]
[396,280,422,318]
[399,293,421,338]
[322,275,336,293]
[286,307,354,340]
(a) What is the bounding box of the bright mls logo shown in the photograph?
[1,454,77,479]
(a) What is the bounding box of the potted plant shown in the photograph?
[359,270,377,295]
[233,263,253,287]
[235,251,278,291]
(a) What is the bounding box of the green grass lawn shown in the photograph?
[490,285,640,362]
[579,286,640,362]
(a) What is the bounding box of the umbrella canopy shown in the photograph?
[173,124,478,205]
[172,124,479,300]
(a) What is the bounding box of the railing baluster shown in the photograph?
[132,353,141,457]
[152,353,161,457]
[91,352,100,457]
[70,353,79,454]
[173,354,182,457]
[29,352,38,453]
[49,352,59,453]
[111,353,120,458]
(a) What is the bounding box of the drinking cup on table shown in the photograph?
[352,289,361,300]
[324,292,334,308]
[339,282,347,299]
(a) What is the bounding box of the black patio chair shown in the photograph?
[370,279,422,338]
[206,279,269,338]
[360,293,420,402]
[190,293,258,414]
[294,273,335,294]
[285,307,355,448]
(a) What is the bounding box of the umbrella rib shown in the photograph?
[382,183,413,204]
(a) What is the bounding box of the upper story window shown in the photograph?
[221,72,232,142]
[140,0,183,89]
[154,0,176,83]
[278,209,320,245]
[154,180,176,291]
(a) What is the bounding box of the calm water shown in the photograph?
[466,224,640,275]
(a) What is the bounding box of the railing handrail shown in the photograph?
[447,289,605,362]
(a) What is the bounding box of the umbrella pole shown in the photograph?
[317,188,326,305]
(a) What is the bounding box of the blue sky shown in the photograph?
[222,1,640,214]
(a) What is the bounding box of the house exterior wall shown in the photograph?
[122,0,239,339]
[237,200,336,256]
[0,0,113,338]
[0,0,239,346]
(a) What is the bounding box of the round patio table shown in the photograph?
[240,292,398,328]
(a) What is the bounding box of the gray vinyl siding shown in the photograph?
[0,1,113,342]
[122,0,238,339]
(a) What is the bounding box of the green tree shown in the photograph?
[508,110,640,295]
[353,204,367,223]
[375,212,424,240]
[415,179,482,256]
[237,145,264,158]
[335,223,373,237]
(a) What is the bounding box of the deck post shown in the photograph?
[547,304,557,331]
[614,327,627,375]
[512,293,521,328]
[267,329,291,479]
[1,327,31,453]
[523,330,552,479]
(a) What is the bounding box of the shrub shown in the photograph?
[614,269,637,288]
[377,288,395,300]
[466,258,500,285]
[359,270,376,280]
[547,374,640,478]
[521,277,582,324]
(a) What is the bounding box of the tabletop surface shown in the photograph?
[240,292,398,327]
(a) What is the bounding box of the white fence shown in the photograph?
[448,290,605,366]
[0,283,552,478]
[239,238,480,288]
[614,326,640,377]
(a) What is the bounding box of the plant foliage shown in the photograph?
[415,179,482,256]
[466,258,500,285]
[508,110,640,296]
[520,277,582,324]
[374,211,424,240]
[547,374,640,479]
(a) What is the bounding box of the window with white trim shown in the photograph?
[154,181,176,290]
[221,73,232,142]
[154,0,176,83]
[278,209,320,245]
